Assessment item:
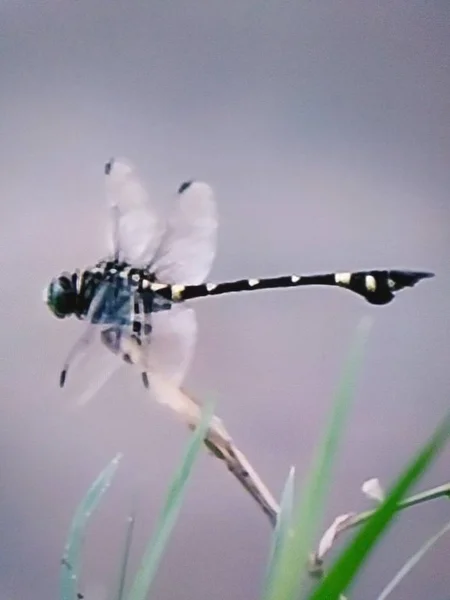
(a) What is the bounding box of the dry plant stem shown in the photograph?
[342,483,450,532]
[309,483,450,576]
[109,337,280,526]
[147,372,280,527]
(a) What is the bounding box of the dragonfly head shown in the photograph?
[44,273,77,319]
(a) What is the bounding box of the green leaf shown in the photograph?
[126,401,215,600]
[308,413,450,600]
[375,517,450,600]
[263,466,296,596]
[60,454,122,600]
[264,316,373,600]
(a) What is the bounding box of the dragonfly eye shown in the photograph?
[45,275,77,319]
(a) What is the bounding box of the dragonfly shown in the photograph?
[44,158,434,391]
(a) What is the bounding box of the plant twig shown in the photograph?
[309,482,450,576]
[349,483,450,529]
[145,372,280,527]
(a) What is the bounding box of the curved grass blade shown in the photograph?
[375,517,450,600]
[307,413,450,600]
[264,316,373,600]
[262,466,296,597]
[113,506,137,600]
[60,453,122,600]
[126,401,215,600]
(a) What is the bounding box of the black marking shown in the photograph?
[60,369,67,388]
[104,158,114,174]
[127,267,142,283]
[132,298,142,335]
[178,180,193,194]
[141,372,149,388]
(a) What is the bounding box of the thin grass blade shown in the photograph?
[126,401,214,600]
[60,454,122,600]
[262,466,296,594]
[264,316,373,600]
[375,517,450,600]
[308,413,450,600]
[112,505,138,600]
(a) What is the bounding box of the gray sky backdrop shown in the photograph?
[1,1,450,599]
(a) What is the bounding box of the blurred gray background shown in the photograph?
[1,1,449,598]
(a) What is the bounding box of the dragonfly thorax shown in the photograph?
[46,260,175,327]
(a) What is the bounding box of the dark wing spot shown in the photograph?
[104,158,114,174]
[178,180,193,194]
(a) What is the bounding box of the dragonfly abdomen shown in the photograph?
[141,269,434,306]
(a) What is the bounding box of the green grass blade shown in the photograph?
[308,414,450,600]
[262,466,296,594]
[113,506,137,600]
[264,316,373,600]
[126,401,215,600]
[375,517,450,600]
[60,453,122,600]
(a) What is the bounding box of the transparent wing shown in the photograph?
[76,346,125,406]
[100,305,197,388]
[59,280,113,387]
[105,157,163,267]
[151,181,218,285]
[58,321,124,408]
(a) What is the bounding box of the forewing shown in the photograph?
[152,181,218,285]
[105,157,163,266]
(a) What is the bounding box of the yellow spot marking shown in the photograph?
[150,283,167,292]
[291,275,300,283]
[206,283,217,292]
[365,274,377,292]
[387,278,395,289]
[171,284,186,300]
[142,280,150,289]
[248,279,260,287]
[335,272,352,285]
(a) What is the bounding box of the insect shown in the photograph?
[44,158,434,390]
